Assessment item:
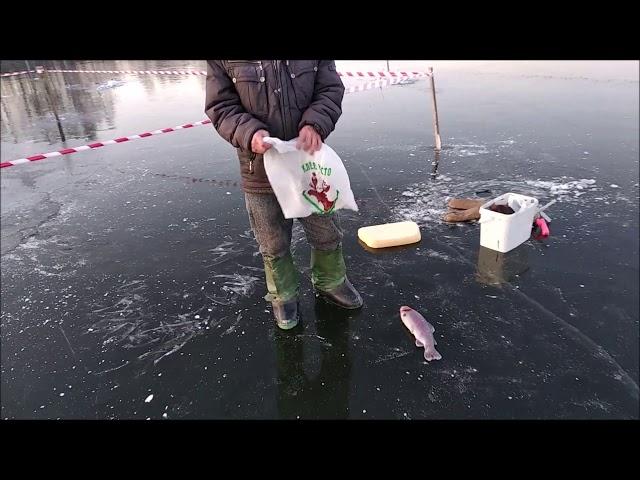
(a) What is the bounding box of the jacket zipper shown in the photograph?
[275,60,288,136]
[248,61,265,174]
[284,60,294,136]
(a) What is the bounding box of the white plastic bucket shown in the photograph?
[479,193,539,253]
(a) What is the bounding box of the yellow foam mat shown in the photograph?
[358,221,421,249]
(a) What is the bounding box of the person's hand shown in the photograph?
[297,125,322,154]
[251,130,271,154]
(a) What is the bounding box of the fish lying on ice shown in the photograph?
[399,306,442,361]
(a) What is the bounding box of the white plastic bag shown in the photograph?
[262,137,358,219]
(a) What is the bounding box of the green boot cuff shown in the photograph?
[311,246,347,292]
[263,252,299,303]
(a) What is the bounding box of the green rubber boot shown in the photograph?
[263,252,300,330]
[311,246,363,310]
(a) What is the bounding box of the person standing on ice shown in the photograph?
[205,60,362,330]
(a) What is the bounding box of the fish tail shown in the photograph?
[424,347,442,362]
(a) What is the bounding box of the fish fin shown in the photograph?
[415,339,423,348]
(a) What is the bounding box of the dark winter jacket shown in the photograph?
[204,60,345,193]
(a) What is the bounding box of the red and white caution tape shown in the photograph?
[1,74,422,169]
[2,68,430,79]
[344,75,417,93]
[340,70,430,78]
[47,69,208,76]
[1,70,33,77]
[0,120,212,169]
